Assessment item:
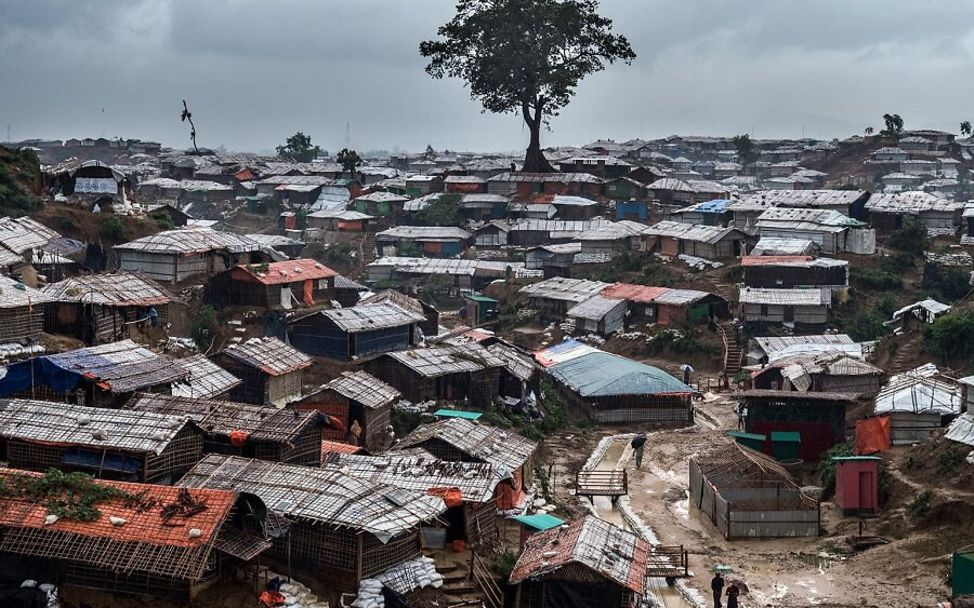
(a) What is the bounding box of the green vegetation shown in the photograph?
[415,194,462,226]
[151,212,175,231]
[938,443,966,476]
[190,304,219,351]
[645,328,720,358]
[921,267,972,303]
[732,133,760,166]
[100,215,126,241]
[881,112,904,138]
[396,241,423,258]
[908,489,932,520]
[336,148,363,174]
[850,267,901,291]
[833,294,896,342]
[305,241,356,273]
[493,550,519,582]
[887,217,928,255]
[927,310,974,362]
[0,146,41,217]
[276,131,323,162]
[0,469,131,522]
[816,442,853,499]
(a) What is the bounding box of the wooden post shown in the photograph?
[356,533,364,581]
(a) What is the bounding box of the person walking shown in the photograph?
[631,433,647,469]
[682,363,694,386]
[710,572,724,608]
[737,403,748,430]
[148,306,159,328]
[725,581,740,608]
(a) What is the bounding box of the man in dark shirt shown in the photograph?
[711,572,725,608]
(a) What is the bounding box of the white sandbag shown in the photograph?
[21,580,37,588]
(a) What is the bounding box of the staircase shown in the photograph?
[351,232,376,278]
[719,322,744,380]
[888,332,921,374]
[436,559,496,608]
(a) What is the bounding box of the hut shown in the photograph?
[536,341,696,425]
[0,275,52,344]
[741,256,849,291]
[170,354,242,400]
[126,392,324,465]
[324,451,502,546]
[0,340,189,408]
[214,337,313,407]
[833,456,882,515]
[873,364,961,445]
[485,340,537,400]
[0,398,203,482]
[113,227,263,283]
[755,208,873,255]
[642,221,750,260]
[0,472,244,601]
[566,295,627,336]
[749,352,884,396]
[293,370,400,452]
[741,390,855,460]
[510,516,651,608]
[205,259,337,310]
[374,226,472,258]
[396,417,538,510]
[511,513,566,549]
[288,302,424,360]
[865,192,963,234]
[739,287,831,333]
[365,343,505,408]
[177,454,446,586]
[41,272,172,344]
[359,289,440,338]
[519,278,610,323]
[689,442,820,539]
[333,275,369,307]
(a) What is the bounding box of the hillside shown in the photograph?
[0,145,43,217]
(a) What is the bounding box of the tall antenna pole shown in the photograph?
[345,121,350,148]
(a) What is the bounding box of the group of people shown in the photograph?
[711,572,743,608]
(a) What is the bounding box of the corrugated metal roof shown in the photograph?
[644,220,740,244]
[741,256,847,269]
[114,227,261,255]
[320,370,400,409]
[600,283,670,304]
[385,343,505,378]
[320,302,425,333]
[0,398,191,455]
[139,178,233,191]
[178,454,445,542]
[171,355,242,399]
[866,191,962,214]
[376,226,471,241]
[566,295,626,321]
[520,277,610,303]
[751,238,818,256]
[221,337,312,376]
[756,207,862,227]
[487,172,604,184]
[368,257,536,278]
[652,288,712,305]
[396,417,536,472]
[0,275,54,308]
[739,287,830,306]
[0,217,60,255]
[42,272,171,306]
[485,341,535,382]
[547,351,695,397]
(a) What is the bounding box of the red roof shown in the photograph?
[238,259,337,285]
[601,283,670,303]
[741,255,814,266]
[510,516,649,595]
[0,470,235,548]
[321,440,365,457]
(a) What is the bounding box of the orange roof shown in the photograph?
[321,440,365,456]
[741,255,814,266]
[238,259,337,285]
[601,283,670,303]
[0,470,235,548]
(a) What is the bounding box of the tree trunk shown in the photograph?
[521,102,554,173]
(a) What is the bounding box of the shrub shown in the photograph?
[189,305,219,351]
[927,311,974,362]
[850,267,901,291]
[908,490,932,520]
[100,216,125,241]
[817,442,853,499]
[493,550,519,582]
[938,443,965,476]
[415,196,461,226]
[888,217,928,255]
[922,267,972,303]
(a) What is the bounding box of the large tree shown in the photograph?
[732,134,760,167]
[336,148,363,175]
[276,132,322,162]
[420,0,635,173]
[881,113,904,139]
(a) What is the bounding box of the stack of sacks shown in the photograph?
[274,575,329,608]
[352,579,384,608]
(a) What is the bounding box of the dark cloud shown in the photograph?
[1,1,972,152]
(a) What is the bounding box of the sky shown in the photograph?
[2,1,974,154]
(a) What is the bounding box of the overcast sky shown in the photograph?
[2,1,973,154]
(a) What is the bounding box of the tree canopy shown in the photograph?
[336,148,363,175]
[420,0,635,172]
[732,134,760,166]
[276,132,322,162]
[961,121,972,137]
[881,113,904,138]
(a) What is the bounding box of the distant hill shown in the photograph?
[0,145,42,217]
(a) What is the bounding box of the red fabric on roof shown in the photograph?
[240,259,337,285]
[601,283,670,303]
[0,471,235,548]
[741,255,814,266]
[321,440,363,456]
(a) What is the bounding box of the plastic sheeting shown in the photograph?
[547,351,695,397]
[0,357,83,397]
[946,413,974,447]
[855,416,891,455]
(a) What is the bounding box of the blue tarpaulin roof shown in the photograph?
[693,199,732,213]
[547,351,696,397]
